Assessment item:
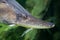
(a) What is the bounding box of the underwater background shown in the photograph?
[0,0,60,40]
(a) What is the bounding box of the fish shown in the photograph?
[0,0,55,29]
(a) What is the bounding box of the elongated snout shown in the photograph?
[16,16,55,29]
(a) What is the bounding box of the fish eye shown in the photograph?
[0,0,6,3]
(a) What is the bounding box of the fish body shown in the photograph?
[0,0,55,29]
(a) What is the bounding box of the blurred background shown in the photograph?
[0,0,60,40]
